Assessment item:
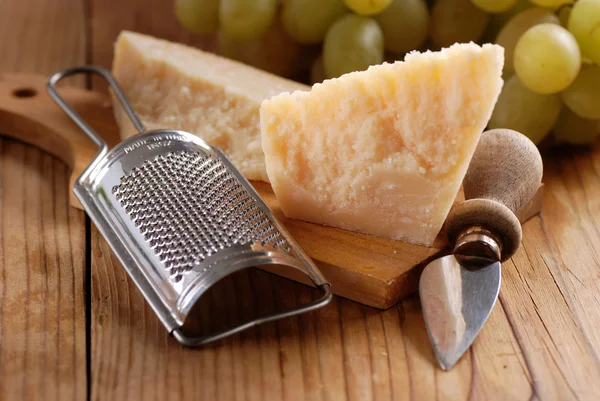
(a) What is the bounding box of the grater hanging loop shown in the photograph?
[47,65,145,146]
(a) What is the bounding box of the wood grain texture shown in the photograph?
[0,0,88,399]
[89,247,545,401]
[1,0,600,399]
[0,0,87,87]
[0,139,87,400]
[84,14,600,398]
[0,73,120,209]
[89,0,215,92]
[88,140,600,400]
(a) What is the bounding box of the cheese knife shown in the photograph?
[419,128,543,371]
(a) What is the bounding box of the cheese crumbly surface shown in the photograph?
[112,30,308,182]
[260,43,504,246]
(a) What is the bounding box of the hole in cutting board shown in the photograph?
[12,88,37,98]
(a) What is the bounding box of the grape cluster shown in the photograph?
[175,0,600,146]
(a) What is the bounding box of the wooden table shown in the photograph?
[1,0,600,399]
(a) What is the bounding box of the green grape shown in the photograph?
[471,0,518,13]
[323,14,384,79]
[553,107,600,145]
[217,19,299,77]
[281,0,347,44]
[488,75,562,144]
[311,56,326,84]
[530,0,573,7]
[514,24,581,94]
[430,0,490,48]
[558,6,572,27]
[376,0,429,54]
[174,0,220,34]
[343,0,392,16]
[219,0,277,40]
[561,65,600,120]
[568,0,600,65]
[495,8,559,74]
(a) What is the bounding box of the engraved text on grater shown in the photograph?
[112,151,290,282]
[122,133,190,154]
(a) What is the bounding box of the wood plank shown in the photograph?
[88,255,529,401]
[2,0,600,398]
[0,139,86,399]
[0,0,86,86]
[490,143,600,400]
[0,0,88,397]
[89,0,214,91]
[0,73,122,210]
[500,216,600,400]
[467,301,533,400]
[88,236,534,401]
[89,147,600,401]
[541,144,600,359]
[80,2,600,399]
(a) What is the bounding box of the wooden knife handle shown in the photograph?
[445,129,544,261]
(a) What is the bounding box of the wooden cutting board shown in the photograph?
[0,72,542,309]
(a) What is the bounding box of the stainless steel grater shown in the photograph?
[46,65,332,346]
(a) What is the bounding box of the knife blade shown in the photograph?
[419,128,543,371]
[420,255,501,370]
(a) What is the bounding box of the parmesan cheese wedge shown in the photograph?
[260,43,504,246]
[112,30,309,182]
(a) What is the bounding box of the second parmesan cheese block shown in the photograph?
[260,43,504,246]
[112,30,309,182]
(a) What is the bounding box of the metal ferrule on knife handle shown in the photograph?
[453,226,502,268]
[445,197,523,263]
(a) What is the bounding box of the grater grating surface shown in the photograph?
[112,151,291,282]
[46,65,331,347]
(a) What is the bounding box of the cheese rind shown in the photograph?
[260,43,504,246]
[112,30,309,182]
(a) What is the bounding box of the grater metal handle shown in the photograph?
[46,65,146,164]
